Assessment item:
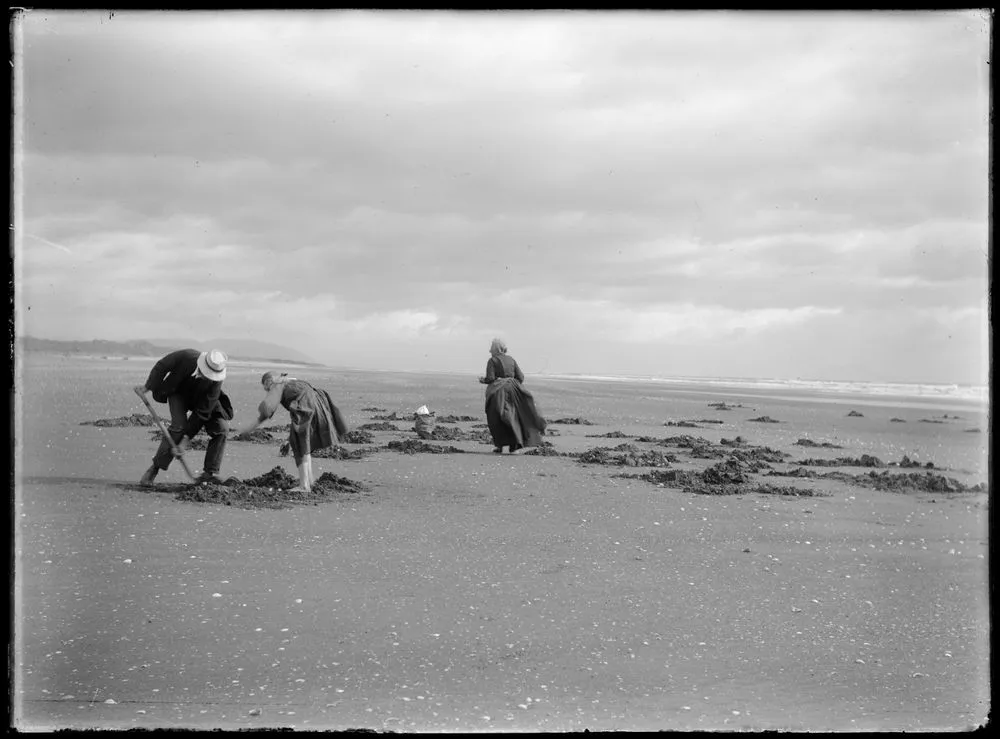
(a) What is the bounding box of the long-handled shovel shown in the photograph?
[134,388,198,483]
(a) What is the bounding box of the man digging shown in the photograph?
[134,348,234,485]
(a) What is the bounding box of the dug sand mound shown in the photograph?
[183,468,369,509]
[126,467,370,509]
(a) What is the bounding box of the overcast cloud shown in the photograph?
[14,10,990,384]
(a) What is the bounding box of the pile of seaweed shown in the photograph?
[708,402,748,411]
[905,455,937,468]
[769,467,985,494]
[663,421,702,428]
[523,442,570,457]
[437,414,478,423]
[618,457,825,497]
[275,441,378,459]
[864,471,983,493]
[81,414,155,427]
[586,431,634,439]
[796,454,887,468]
[748,416,781,424]
[795,454,938,470]
[310,445,381,460]
[161,467,371,509]
[357,421,402,432]
[726,446,790,469]
[372,412,408,421]
[419,425,494,444]
[386,439,465,454]
[577,443,677,468]
[794,438,844,449]
[232,428,281,444]
[551,417,594,425]
[574,435,788,471]
[632,434,726,460]
[341,429,375,444]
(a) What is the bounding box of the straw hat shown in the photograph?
[197,349,228,381]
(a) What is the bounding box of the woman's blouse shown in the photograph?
[485,354,524,383]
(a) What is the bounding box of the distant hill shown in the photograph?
[20,336,325,367]
[147,337,321,366]
[20,337,166,357]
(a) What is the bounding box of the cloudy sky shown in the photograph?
[14,10,990,384]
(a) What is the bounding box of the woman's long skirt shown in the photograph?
[287,387,348,464]
[484,377,546,451]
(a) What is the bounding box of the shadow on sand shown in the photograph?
[19,475,190,492]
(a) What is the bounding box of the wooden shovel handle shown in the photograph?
[134,388,198,483]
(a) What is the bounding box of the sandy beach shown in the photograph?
[13,354,990,732]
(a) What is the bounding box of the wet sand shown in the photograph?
[13,355,990,731]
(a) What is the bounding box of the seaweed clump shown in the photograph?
[386,439,465,454]
[577,443,676,468]
[357,421,402,432]
[617,460,825,498]
[523,442,567,457]
[796,455,886,468]
[170,466,370,509]
[794,438,844,449]
[341,429,375,444]
[436,414,478,423]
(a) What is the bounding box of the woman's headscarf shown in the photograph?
[489,338,507,356]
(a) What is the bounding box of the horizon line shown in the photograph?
[16,334,988,390]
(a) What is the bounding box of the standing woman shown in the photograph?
[479,338,547,453]
[237,371,349,491]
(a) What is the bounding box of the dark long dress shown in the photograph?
[483,354,546,452]
[258,380,348,464]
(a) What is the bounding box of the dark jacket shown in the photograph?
[484,354,524,384]
[144,349,233,422]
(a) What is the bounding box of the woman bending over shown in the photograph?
[238,371,348,491]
